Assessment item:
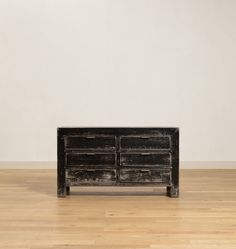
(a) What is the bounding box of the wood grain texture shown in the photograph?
[0,169,236,249]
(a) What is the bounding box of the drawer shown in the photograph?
[120,152,171,167]
[120,135,170,150]
[120,169,171,183]
[66,152,116,167]
[65,135,116,150]
[67,169,117,185]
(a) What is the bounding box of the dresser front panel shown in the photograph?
[58,127,179,197]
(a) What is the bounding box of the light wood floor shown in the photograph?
[0,170,236,249]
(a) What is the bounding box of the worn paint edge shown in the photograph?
[0,161,236,169]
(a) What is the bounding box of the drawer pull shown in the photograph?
[140,136,149,139]
[140,153,151,155]
[86,136,96,139]
[140,170,150,173]
[86,153,95,155]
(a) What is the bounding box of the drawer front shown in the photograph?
[66,153,116,167]
[67,169,117,185]
[120,169,171,183]
[120,136,170,150]
[65,136,116,150]
[120,152,171,167]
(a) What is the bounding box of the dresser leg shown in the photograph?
[167,186,179,198]
[66,186,70,195]
[57,187,66,198]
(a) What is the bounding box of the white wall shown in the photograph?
[0,0,236,162]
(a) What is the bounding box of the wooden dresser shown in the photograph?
[57,127,179,198]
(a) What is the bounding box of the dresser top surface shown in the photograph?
[58,127,179,129]
[58,127,179,137]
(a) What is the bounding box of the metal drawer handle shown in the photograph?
[140,170,150,173]
[140,153,151,155]
[86,136,96,139]
[140,136,149,139]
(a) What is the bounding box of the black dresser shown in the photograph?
[57,127,179,198]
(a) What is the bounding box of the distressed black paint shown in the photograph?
[120,152,171,167]
[57,127,179,198]
[66,152,116,167]
[67,169,117,186]
[120,136,170,150]
[66,136,116,150]
[120,169,171,183]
